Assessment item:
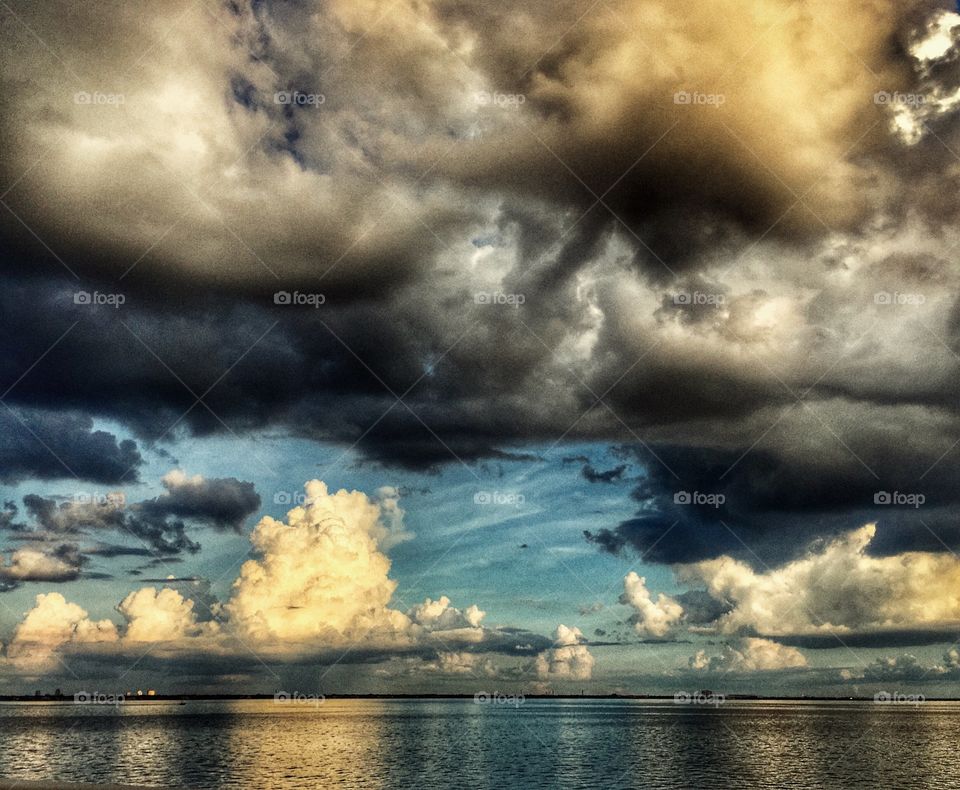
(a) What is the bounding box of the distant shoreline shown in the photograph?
[5,693,960,702]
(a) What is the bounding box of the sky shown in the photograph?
[0,0,960,698]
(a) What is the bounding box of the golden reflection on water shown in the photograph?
[114,701,183,784]
[0,699,958,788]
[223,699,391,787]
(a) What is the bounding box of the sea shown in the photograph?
[0,698,955,788]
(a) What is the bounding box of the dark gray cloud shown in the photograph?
[138,473,260,533]
[46,624,556,684]
[4,472,260,561]
[85,544,157,559]
[122,516,200,557]
[673,590,733,627]
[585,441,960,565]
[24,494,126,534]
[0,409,142,484]
[777,628,960,650]
[0,0,958,581]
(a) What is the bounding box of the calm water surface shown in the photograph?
[0,698,955,789]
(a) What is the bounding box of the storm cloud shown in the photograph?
[0,1,958,485]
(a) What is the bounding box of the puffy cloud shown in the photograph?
[7,584,219,672]
[370,486,415,549]
[117,587,214,643]
[224,481,413,644]
[620,572,684,637]
[431,652,495,677]
[66,479,495,655]
[607,522,960,651]
[535,625,595,681]
[841,650,960,682]
[689,638,807,673]
[554,625,586,648]
[2,481,512,673]
[912,9,960,62]
[0,545,85,586]
[373,650,501,680]
[882,10,960,144]
[857,654,927,682]
[409,596,486,631]
[7,593,118,670]
[679,524,960,637]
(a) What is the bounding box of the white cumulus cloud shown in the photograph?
[679,524,960,637]
[620,572,684,637]
[7,593,118,670]
[689,638,807,673]
[3,481,503,672]
[535,625,595,681]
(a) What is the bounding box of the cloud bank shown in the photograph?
[0,482,563,680]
